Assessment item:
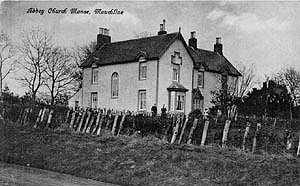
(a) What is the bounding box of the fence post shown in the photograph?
[297,132,300,156]
[252,123,261,153]
[74,111,82,131]
[96,111,106,135]
[77,111,86,132]
[65,109,71,123]
[86,113,95,133]
[45,110,54,129]
[21,108,28,126]
[117,113,126,136]
[178,116,188,144]
[273,118,277,129]
[171,115,181,144]
[163,114,175,141]
[187,118,198,145]
[24,108,33,126]
[82,111,91,132]
[222,119,231,148]
[69,111,76,129]
[111,113,119,136]
[91,111,101,134]
[16,108,24,125]
[40,108,47,126]
[34,109,43,128]
[242,122,251,151]
[201,119,210,146]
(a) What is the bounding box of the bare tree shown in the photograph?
[44,47,75,105]
[18,27,53,102]
[235,63,256,97]
[0,31,15,100]
[71,41,97,90]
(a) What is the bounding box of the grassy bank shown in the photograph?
[1,124,299,186]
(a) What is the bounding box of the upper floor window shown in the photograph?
[171,52,182,65]
[111,72,119,98]
[198,71,204,88]
[92,67,99,84]
[139,62,147,80]
[173,64,180,82]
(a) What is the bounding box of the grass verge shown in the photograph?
[1,124,300,186]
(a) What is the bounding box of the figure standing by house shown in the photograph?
[151,104,157,117]
[161,104,167,118]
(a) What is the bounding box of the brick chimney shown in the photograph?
[214,37,223,55]
[188,31,197,49]
[158,19,167,35]
[97,28,111,49]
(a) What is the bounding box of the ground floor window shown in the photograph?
[169,91,186,112]
[176,93,185,111]
[138,90,146,110]
[193,98,204,112]
[91,92,98,108]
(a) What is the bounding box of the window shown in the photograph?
[139,62,147,80]
[171,52,182,64]
[138,90,146,110]
[173,64,180,82]
[198,71,204,88]
[193,98,204,111]
[176,93,185,111]
[92,68,99,84]
[111,72,119,98]
[91,92,98,108]
[221,74,228,90]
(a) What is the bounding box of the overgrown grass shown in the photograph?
[1,123,300,186]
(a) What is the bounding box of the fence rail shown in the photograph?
[2,104,300,156]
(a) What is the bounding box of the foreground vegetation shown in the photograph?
[1,124,300,186]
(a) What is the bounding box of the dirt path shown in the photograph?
[0,162,120,186]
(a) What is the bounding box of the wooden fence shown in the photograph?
[3,105,300,156]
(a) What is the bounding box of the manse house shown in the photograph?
[69,20,241,114]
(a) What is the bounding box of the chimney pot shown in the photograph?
[160,24,164,31]
[214,37,223,55]
[216,37,221,44]
[158,19,167,35]
[188,31,197,49]
[97,27,111,49]
[191,31,196,38]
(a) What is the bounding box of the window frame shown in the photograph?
[198,70,204,88]
[91,92,98,108]
[172,64,180,82]
[91,67,99,84]
[175,92,185,111]
[139,61,147,80]
[111,72,119,99]
[138,90,147,111]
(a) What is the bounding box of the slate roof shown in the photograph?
[80,32,182,67]
[187,47,242,77]
[80,31,241,77]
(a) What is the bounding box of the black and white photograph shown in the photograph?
[0,1,300,185]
